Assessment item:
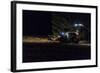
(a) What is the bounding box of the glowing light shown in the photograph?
[79,24,84,27]
[74,24,78,27]
[74,23,84,27]
[61,32,65,35]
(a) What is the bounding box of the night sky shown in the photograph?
[23,10,52,36]
[23,10,91,37]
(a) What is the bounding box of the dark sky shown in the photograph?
[23,10,90,36]
[23,10,52,36]
[52,12,91,29]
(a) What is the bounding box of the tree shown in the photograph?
[51,13,72,36]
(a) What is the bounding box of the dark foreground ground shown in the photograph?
[23,43,91,63]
